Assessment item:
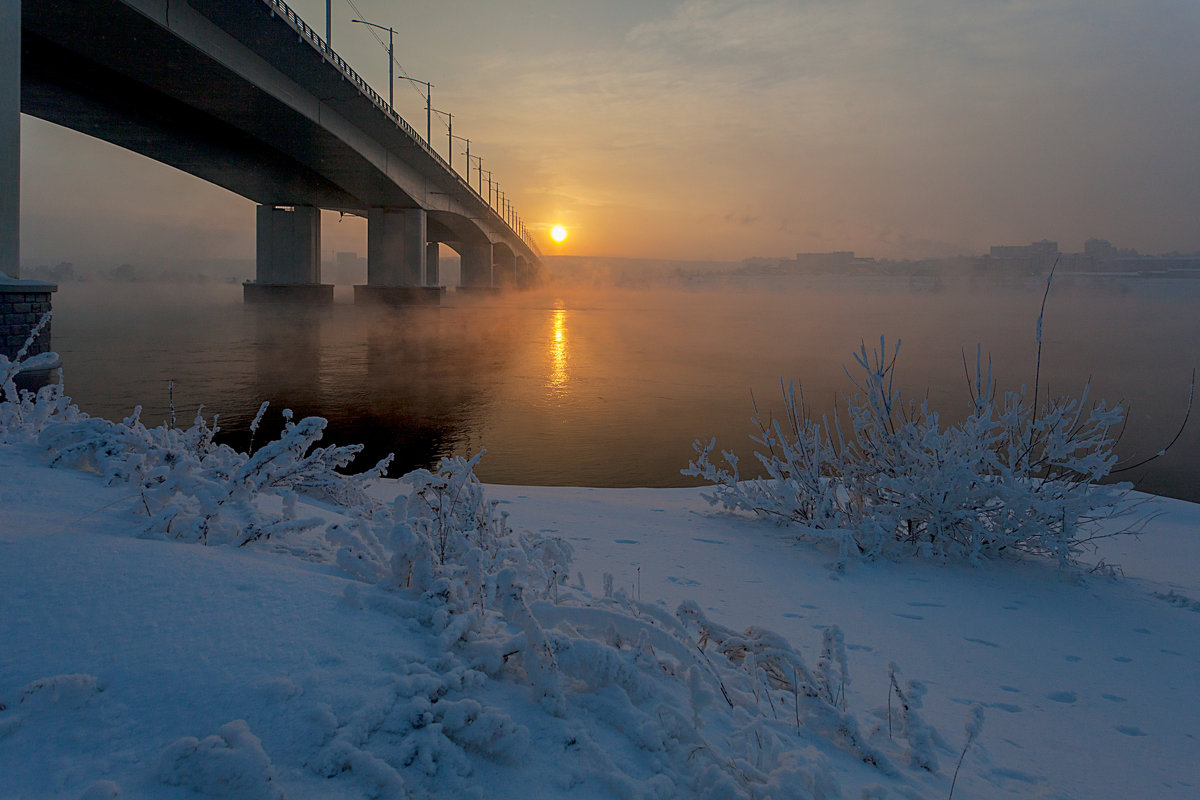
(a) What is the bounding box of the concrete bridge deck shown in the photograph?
[8,0,541,305]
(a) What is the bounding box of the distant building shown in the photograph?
[794,251,856,272]
[1084,237,1118,261]
[988,240,1059,273]
[328,251,366,284]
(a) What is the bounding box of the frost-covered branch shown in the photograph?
[686,337,1135,566]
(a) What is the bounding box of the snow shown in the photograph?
[2,427,1199,797]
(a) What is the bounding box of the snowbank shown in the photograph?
[2,439,1198,798]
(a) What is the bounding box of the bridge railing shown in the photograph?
[260,0,541,256]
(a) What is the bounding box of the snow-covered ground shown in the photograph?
[2,429,1198,799]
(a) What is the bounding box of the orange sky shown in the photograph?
[20,0,1200,266]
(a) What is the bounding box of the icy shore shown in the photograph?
[2,439,1198,799]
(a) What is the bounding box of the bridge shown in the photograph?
[1,0,543,307]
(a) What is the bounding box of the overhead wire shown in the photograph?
[335,1,523,238]
[343,0,428,104]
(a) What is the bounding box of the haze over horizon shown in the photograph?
[19,0,1200,269]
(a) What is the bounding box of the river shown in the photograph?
[47,272,1200,501]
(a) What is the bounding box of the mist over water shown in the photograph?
[51,274,1200,500]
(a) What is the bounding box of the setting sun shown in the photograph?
[550,225,568,242]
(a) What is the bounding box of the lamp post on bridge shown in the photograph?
[404,77,433,145]
[350,18,396,110]
[451,134,470,180]
[481,170,493,208]
[431,107,453,167]
[395,75,433,145]
[470,158,487,197]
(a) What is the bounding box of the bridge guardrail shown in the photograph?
[260,0,540,256]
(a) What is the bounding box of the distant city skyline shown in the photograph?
[20,0,1200,267]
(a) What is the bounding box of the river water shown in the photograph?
[48,273,1200,501]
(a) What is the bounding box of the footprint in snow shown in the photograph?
[892,613,924,620]
[951,698,1021,713]
[1115,725,1147,737]
[667,576,700,586]
[690,537,725,545]
[782,612,805,619]
[846,643,874,652]
[963,637,1000,648]
[1046,691,1077,703]
[1065,655,1082,662]
[1113,656,1133,663]
[986,702,1023,713]
[613,539,639,545]
[1102,694,1127,703]
[1000,685,1021,693]
[987,767,1042,786]
[907,601,945,608]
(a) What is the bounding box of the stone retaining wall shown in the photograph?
[1,287,55,361]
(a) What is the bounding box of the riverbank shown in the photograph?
[1,438,1197,799]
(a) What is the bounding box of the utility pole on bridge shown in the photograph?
[452,134,470,179]
[397,76,433,145]
[350,19,395,110]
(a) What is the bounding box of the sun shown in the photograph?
[550,225,568,243]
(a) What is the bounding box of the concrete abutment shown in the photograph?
[0,282,57,362]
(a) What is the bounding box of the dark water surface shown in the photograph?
[50,275,1200,501]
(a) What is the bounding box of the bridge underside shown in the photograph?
[17,0,541,302]
[21,7,383,210]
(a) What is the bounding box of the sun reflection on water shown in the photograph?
[548,301,568,394]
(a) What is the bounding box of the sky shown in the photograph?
[19,0,1200,266]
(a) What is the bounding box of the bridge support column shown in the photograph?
[1,0,21,281]
[457,242,500,294]
[0,0,58,368]
[244,205,332,304]
[425,243,440,287]
[356,209,443,306]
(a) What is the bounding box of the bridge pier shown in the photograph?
[1,0,59,366]
[244,205,333,304]
[426,242,440,286]
[1,0,18,283]
[456,242,500,294]
[355,208,443,306]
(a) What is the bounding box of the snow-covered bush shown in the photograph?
[157,720,284,800]
[685,337,1132,565]
[2,322,390,547]
[33,404,391,546]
